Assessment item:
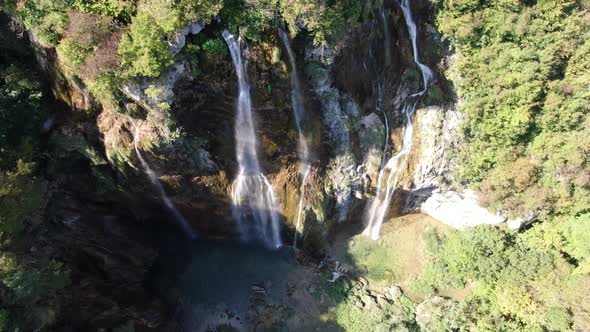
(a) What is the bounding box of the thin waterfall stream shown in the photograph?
[222,29,282,249]
[364,0,434,240]
[132,124,196,239]
[278,28,311,249]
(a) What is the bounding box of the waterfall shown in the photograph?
[222,30,282,249]
[278,28,311,249]
[364,0,434,240]
[133,124,196,239]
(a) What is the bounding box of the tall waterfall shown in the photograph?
[278,28,311,249]
[133,124,196,239]
[222,30,282,249]
[364,0,434,240]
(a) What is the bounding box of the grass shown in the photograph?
[347,237,401,287]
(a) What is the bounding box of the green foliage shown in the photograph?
[0,254,70,304]
[221,0,279,41]
[73,0,134,18]
[438,0,590,218]
[86,72,123,105]
[561,213,590,274]
[0,253,69,330]
[418,225,574,330]
[118,0,223,78]
[14,0,72,47]
[201,38,228,58]
[0,63,46,240]
[56,38,93,71]
[0,161,46,240]
[118,7,175,77]
[0,32,68,332]
[329,279,416,331]
[279,0,363,46]
[347,238,400,286]
[176,0,223,23]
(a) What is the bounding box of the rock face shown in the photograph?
[420,190,506,229]
[410,106,461,191]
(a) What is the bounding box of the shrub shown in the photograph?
[437,0,590,219]
[118,1,179,78]
[418,225,573,330]
[561,213,590,275]
[201,38,227,58]
[15,0,71,47]
[73,0,134,18]
[0,161,46,239]
[56,38,93,71]
[176,0,223,23]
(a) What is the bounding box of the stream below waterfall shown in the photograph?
[364,0,434,240]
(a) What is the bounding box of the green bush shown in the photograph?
[118,12,174,78]
[418,225,573,330]
[561,213,590,275]
[56,38,93,72]
[220,0,279,41]
[201,38,228,58]
[0,161,46,239]
[437,0,590,220]
[118,0,200,78]
[279,0,363,46]
[73,0,134,18]
[15,0,71,47]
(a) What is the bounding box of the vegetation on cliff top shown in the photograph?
[437,0,590,221]
[4,0,371,108]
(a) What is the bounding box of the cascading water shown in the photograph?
[278,28,311,249]
[133,124,196,239]
[222,30,282,249]
[364,0,434,240]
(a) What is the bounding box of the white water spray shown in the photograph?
[364,0,434,240]
[222,30,282,249]
[279,28,311,249]
[133,124,196,239]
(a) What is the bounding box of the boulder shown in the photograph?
[420,190,506,229]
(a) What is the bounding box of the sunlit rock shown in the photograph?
[421,190,506,229]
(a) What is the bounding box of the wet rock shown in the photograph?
[507,212,537,230]
[168,22,204,54]
[251,285,266,295]
[359,113,386,188]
